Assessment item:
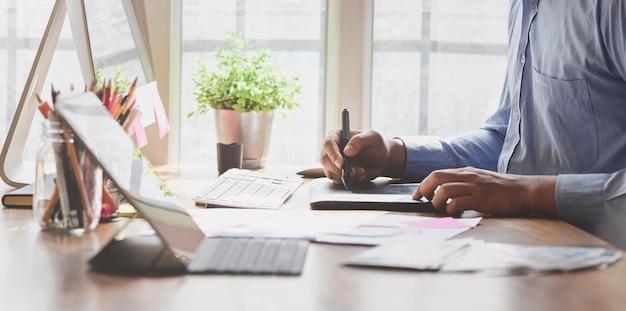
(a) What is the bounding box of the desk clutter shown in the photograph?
[20,83,621,277]
[33,115,103,232]
[183,208,622,276]
[345,237,621,275]
[32,79,145,232]
[42,90,309,276]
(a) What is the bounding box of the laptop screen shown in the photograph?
[54,92,205,260]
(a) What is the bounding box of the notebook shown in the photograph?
[54,92,309,275]
[309,177,444,214]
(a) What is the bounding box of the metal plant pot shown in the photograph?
[214,109,273,169]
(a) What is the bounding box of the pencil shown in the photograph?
[119,77,138,117]
[114,95,129,122]
[41,185,59,223]
[36,94,53,120]
[60,122,93,226]
[51,84,60,104]
[122,108,140,133]
[111,88,125,120]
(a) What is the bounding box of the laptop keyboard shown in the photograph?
[193,168,303,209]
[188,237,309,275]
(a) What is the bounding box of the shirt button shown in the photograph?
[520,55,526,64]
[514,112,519,120]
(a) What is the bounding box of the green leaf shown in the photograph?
[189,30,302,116]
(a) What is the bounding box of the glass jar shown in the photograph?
[33,119,103,234]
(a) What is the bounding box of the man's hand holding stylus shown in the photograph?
[320,129,407,184]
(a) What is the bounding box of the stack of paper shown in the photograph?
[345,238,621,275]
[186,209,482,246]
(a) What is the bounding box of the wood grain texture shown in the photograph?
[1,164,624,311]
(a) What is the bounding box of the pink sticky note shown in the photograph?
[152,89,170,139]
[404,217,473,229]
[133,119,149,148]
[134,81,170,139]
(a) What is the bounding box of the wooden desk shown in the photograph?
[1,165,625,311]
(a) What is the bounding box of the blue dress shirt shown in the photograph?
[399,0,626,248]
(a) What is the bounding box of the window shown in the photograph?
[1,0,511,179]
[179,0,327,166]
[84,1,151,84]
[371,0,509,138]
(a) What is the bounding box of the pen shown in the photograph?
[341,108,351,189]
[36,94,53,119]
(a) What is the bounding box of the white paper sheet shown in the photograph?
[188,209,481,246]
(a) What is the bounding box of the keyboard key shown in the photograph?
[189,237,309,275]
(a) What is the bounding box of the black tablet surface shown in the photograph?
[308,178,443,214]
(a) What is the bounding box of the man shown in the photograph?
[321,0,626,249]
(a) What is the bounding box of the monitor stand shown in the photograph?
[0,0,94,187]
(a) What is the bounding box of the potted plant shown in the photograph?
[189,31,301,169]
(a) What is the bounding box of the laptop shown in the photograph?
[309,177,444,214]
[54,92,309,275]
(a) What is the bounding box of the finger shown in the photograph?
[351,166,366,183]
[413,184,428,200]
[414,175,440,200]
[343,130,382,157]
[444,196,476,216]
[414,171,448,200]
[430,182,473,208]
[412,188,431,203]
[416,168,472,200]
[342,130,363,157]
[320,152,342,181]
[323,129,344,168]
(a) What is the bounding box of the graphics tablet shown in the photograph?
[309,178,443,214]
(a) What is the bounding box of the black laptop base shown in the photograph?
[90,235,309,276]
[89,235,186,276]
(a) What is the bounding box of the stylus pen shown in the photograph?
[340,109,352,189]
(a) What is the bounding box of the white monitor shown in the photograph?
[1,0,153,188]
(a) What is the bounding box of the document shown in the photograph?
[313,213,480,245]
[345,238,622,275]
[182,209,482,246]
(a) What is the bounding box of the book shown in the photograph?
[2,175,55,208]
[2,183,34,208]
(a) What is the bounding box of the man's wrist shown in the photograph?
[523,175,558,216]
[385,138,407,178]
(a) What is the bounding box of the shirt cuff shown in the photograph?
[395,135,444,181]
[556,174,606,226]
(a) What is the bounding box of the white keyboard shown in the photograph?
[192,168,303,209]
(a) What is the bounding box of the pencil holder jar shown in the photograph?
[34,118,103,234]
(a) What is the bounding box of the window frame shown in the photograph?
[141,0,370,166]
[139,0,508,165]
